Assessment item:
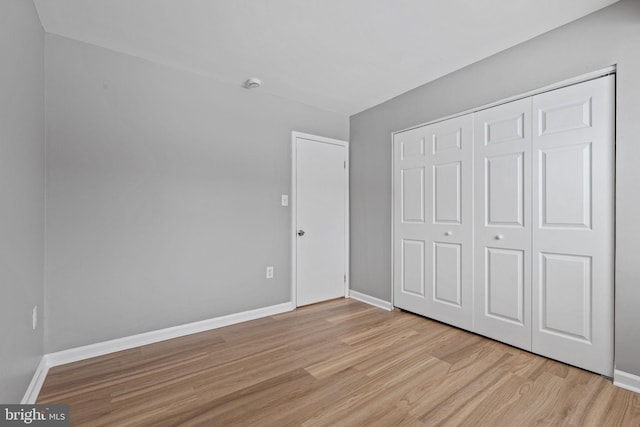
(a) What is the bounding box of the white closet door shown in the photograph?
[531,76,614,376]
[473,98,532,349]
[393,114,473,330]
[393,126,429,316]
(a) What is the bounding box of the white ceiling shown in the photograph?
[33,0,619,116]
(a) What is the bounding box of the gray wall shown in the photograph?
[44,35,348,353]
[0,0,45,403]
[350,0,640,377]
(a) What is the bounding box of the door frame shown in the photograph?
[291,131,349,307]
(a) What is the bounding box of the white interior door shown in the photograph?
[473,98,532,350]
[393,125,429,316]
[393,114,473,330]
[295,134,347,307]
[531,76,615,376]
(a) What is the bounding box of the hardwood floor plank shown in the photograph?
[36,298,639,426]
[39,351,212,403]
[614,387,640,427]
[451,373,531,426]
[400,346,509,418]
[252,368,372,427]
[55,389,112,426]
[301,357,449,427]
[304,327,419,379]
[485,371,566,425]
[193,341,350,399]
[417,365,515,425]
[352,333,447,378]
[168,369,318,426]
[488,344,549,379]
[337,313,420,346]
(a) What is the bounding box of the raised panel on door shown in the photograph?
[432,128,461,153]
[539,143,591,229]
[401,135,426,159]
[532,75,614,376]
[474,97,532,350]
[539,253,592,341]
[486,153,524,227]
[433,162,461,224]
[486,248,525,324]
[433,242,461,306]
[401,167,425,223]
[393,114,473,330]
[401,239,425,296]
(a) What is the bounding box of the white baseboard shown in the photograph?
[46,302,294,368]
[21,356,50,404]
[24,302,294,402]
[614,369,640,394]
[348,290,393,311]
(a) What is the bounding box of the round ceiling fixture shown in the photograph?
[244,78,262,89]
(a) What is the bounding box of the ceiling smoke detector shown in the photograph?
[244,78,262,89]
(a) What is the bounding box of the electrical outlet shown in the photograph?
[266,266,274,279]
[281,194,289,206]
[32,306,37,330]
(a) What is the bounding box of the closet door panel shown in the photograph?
[394,114,473,330]
[486,248,525,324]
[401,167,425,223]
[486,153,524,227]
[474,98,532,350]
[539,253,592,341]
[400,239,425,296]
[394,127,429,315]
[539,143,591,229]
[532,75,614,376]
[424,116,473,330]
[433,162,461,224]
[433,242,462,306]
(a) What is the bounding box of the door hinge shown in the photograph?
[344,161,346,169]
[344,274,346,283]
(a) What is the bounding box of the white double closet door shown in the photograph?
[393,75,614,376]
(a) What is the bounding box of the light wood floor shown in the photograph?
[38,298,640,426]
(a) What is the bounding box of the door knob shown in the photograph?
[298,230,305,236]
[495,234,504,240]
[444,231,452,236]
